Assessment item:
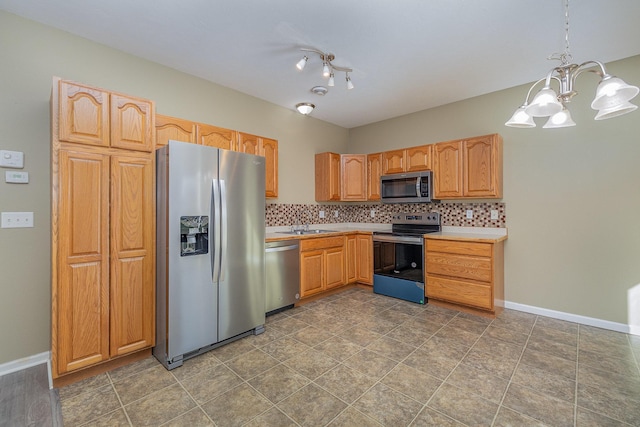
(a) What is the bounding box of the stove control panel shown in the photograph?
[391,212,440,225]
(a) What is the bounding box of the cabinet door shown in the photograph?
[300,250,324,297]
[110,94,154,152]
[341,154,367,201]
[261,137,278,198]
[315,152,341,201]
[236,132,260,154]
[58,81,109,147]
[110,154,155,356]
[433,141,463,198]
[463,135,502,198]
[325,247,345,289]
[382,150,405,174]
[155,114,196,147]
[356,234,373,285]
[56,150,110,374]
[367,153,383,201]
[345,235,357,284]
[406,145,432,172]
[199,124,237,150]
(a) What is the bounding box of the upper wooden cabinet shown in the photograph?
[315,152,341,202]
[58,80,154,152]
[58,81,110,147]
[406,145,432,172]
[237,132,279,198]
[433,140,464,198]
[382,145,432,175]
[382,149,405,175]
[201,124,237,150]
[341,154,367,201]
[463,134,503,198]
[155,114,196,147]
[433,134,502,199]
[367,153,383,201]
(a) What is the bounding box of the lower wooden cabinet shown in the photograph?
[355,234,373,285]
[425,237,504,314]
[345,234,373,285]
[300,236,346,298]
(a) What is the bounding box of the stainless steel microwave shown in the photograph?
[380,171,434,203]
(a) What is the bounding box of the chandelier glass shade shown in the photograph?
[505,0,638,129]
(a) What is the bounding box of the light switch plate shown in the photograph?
[0,150,24,168]
[466,209,473,219]
[490,210,499,220]
[1,212,34,228]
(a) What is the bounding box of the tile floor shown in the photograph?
[58,287,640,426]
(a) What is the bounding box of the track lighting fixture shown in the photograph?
[506,0,638,128]
[295,47,354,90]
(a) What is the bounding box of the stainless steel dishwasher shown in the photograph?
[265,240,300,314]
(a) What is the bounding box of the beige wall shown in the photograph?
[0,11,348,364]
[1,9,638,366]
[349,54,640,327]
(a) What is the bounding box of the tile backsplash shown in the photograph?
[266,202,506,228]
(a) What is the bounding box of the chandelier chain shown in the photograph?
[547,0,573,65]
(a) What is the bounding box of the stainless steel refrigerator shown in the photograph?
[154,140,266,370]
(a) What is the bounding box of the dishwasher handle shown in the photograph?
[266,244,299,253]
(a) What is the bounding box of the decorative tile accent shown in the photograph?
[266,201,506,228]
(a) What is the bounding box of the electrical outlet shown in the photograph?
[466,209,473,219]
[334,210,339,218]
[319,210,325,219]
[490,210,499,220]
[1,212,34,228]
[370,209,375,218]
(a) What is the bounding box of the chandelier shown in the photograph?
[505,0,638,128]
[295,47,354,90]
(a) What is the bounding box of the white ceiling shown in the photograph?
[2,0,639,128]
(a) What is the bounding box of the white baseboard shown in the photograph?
[0,351,52,388]
[505,301,635,335]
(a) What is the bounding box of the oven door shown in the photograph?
[372,235,425,304]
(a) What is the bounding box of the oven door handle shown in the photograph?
[372,234,423,245]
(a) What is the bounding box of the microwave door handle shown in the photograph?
[415,177,421,197]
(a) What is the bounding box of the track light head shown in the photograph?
[296,56,308,71]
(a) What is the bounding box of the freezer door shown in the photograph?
[165,141,220,360]
[217,149,266,341]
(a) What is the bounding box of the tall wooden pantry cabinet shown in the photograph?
[51,78,156,385]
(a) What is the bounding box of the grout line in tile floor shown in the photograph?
[57,287,640,426]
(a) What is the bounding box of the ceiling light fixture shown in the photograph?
[295,102,315,115]
[505,0,638,129]
[295,47,354,90]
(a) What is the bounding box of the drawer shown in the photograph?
[426,275,492,310]
[426,239,492,257]
[300,236,345,251]
[426,252,492,282]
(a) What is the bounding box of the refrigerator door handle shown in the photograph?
[211,178,221,282]
[219,179,227,283]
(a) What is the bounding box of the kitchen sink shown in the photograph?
[276,229,336,235]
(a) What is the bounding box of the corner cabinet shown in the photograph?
[367,153,383,201]
[425,237,505,315]
[433,134,502,199]
[52,78,156,381]
[315,152,341,201]
[237,132,279,198]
